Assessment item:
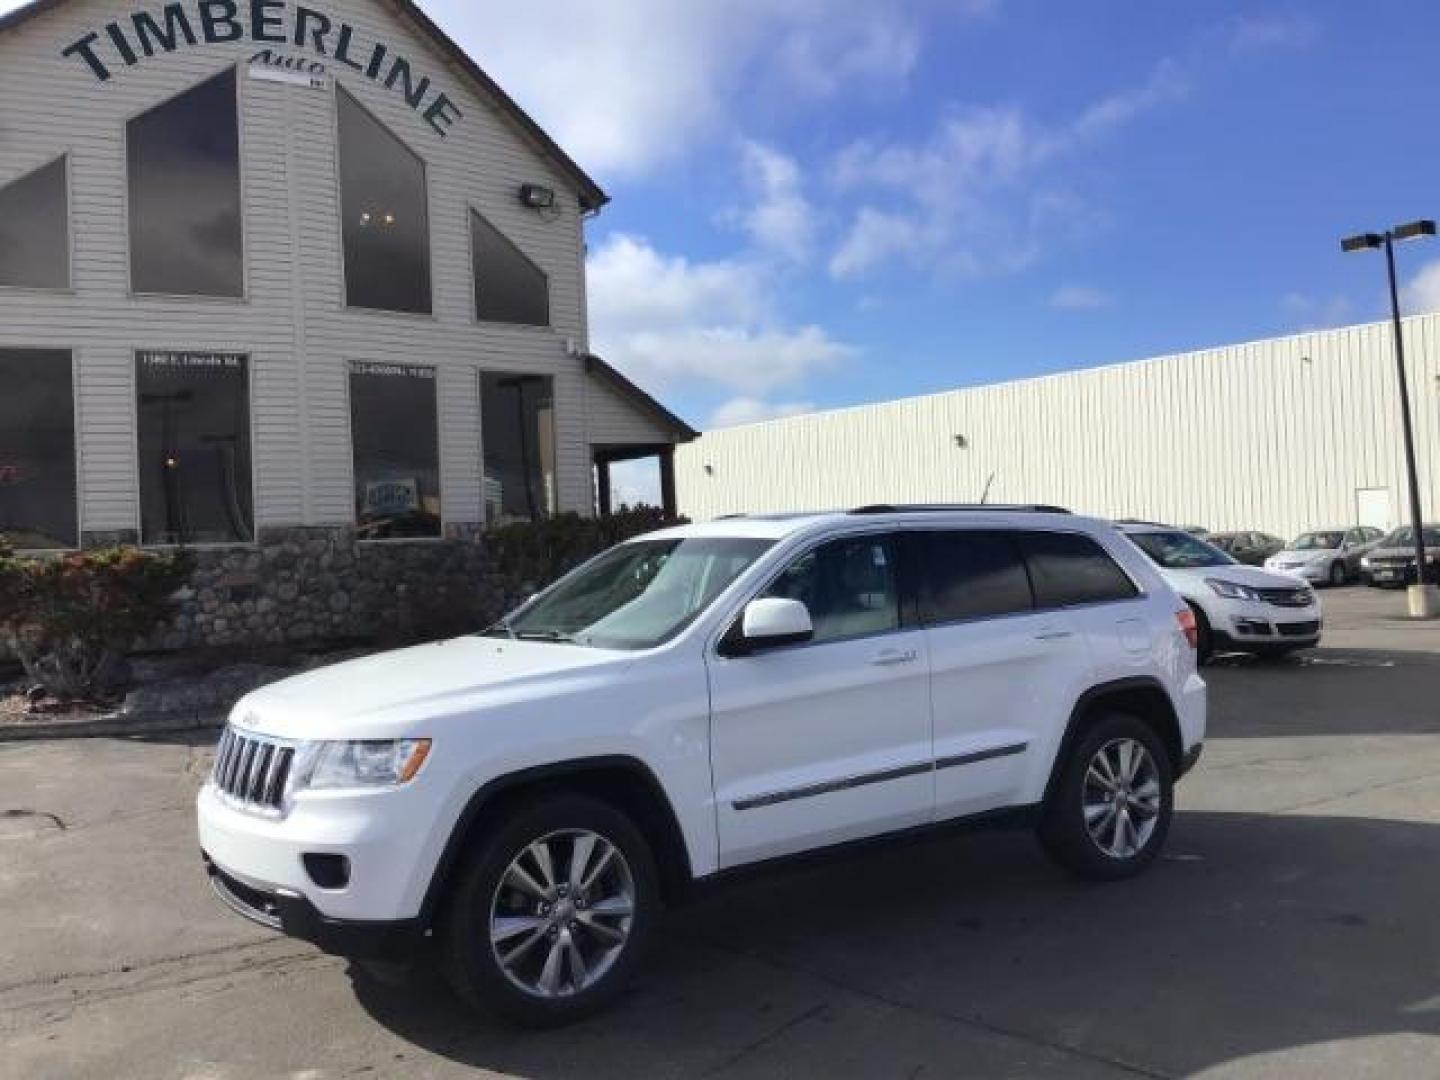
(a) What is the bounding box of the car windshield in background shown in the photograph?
[1382,527,1440,548]
[1129,530,1235,569]
[1293,532,1344,551]
[490,537,774,651]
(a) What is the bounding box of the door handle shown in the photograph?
[871,648,919,666]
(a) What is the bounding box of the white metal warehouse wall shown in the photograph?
[676,316,1440,540]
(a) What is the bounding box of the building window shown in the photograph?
[0,350,77,550]
[0,158,69,290]
[337,87,432,314]
[349,362,442,539]
[471,210,549,326]
[136,352,253,545]
[482,373,556,523]
[127,68,244,298]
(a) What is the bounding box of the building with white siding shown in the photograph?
[676,316,1440,542]
[0,0,694,560]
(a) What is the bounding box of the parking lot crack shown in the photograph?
[682,934,1173,1079]
[701,1001,830,1076]
[1267,767,1440,815]
[1,808,68,831]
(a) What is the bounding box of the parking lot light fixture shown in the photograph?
[1341,219,1439,618]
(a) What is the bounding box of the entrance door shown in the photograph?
[707,533,933,868]
[1356,488,1392,532]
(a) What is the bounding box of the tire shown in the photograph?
[1037,712,1174,882]
[442,792,661,1027]
[1188,602,1214,666]
[1328,560,1347,588]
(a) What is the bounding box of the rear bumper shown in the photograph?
[1179,742,1204,779]
[205,854,423,963]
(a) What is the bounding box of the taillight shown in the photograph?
[1176,608,1199,649]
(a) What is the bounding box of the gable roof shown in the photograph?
[585,354,700,443]
[0,0,609,212]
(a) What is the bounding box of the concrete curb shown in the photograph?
[0,712,226,743]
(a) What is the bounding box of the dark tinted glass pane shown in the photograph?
[338,88,431,313]
[0,350,76,549]
[482,374,556,523]
[471,211,549,326]
[0,159,68,289]
[137,352,253,544]
[350,362,442,539]
[1020,531,1138,608]
[127,69,243,297]
[764,536,899,644]
[919,530,1032,623]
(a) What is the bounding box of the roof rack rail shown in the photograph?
[849,504,1072,516]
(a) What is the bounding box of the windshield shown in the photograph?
[1293,532,1343,551]
[489,537,775,650]
[1381,527,1440,548]
[1129,531,1235,569]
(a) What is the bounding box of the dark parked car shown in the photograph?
[1209,531,1285,566]
[1362,525,1440,588]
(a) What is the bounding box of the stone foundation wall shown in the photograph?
[142,526,518,652]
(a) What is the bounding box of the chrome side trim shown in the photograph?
[733,761,931,812]
[732,742,1031,812]
[934,742,1029,772]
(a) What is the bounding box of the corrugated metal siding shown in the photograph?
[0,0,604,531]
[677,317,1440,540]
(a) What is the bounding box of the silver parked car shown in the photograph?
[1361,525,1440,588]
[1265,527,1385,587]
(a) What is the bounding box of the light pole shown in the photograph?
[1342,219,1437,617]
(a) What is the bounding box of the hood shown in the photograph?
[1271,547,1339,561]
[1160,563,1313,592]
[1368,545,1440,560]
[229,637,636,740]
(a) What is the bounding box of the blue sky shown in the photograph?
[6,1,1439,446]
[417,0,1440,438]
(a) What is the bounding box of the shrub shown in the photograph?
[0,545,195,702]
[485,505,686,599]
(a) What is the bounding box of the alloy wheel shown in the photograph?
[1082,738,1162,859]
[489,829,636,999]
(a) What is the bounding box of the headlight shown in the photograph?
[1207,578,1261,601]
[1361,556,1373,570]
[296,739,432,791]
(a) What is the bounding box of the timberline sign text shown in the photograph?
[61,1,463,138]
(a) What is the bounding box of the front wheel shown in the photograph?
[1038,713,1174,882]
[442,793,660,1027]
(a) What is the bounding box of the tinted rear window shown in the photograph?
[1019,531,1139,608]
[917,530,1033,624]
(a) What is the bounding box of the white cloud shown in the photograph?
[1402,261,1440,316]
[1227,15,1320,56]
[425,0,941,177]
[588,234,853,397]
[735,141,817,263]
[826,60,1185,281]
[1282,290,1354,329]
[710,397,817,428]
[1051,285,1114,311]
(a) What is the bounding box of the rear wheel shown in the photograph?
[1038,713,1174,882]
[442,793,660,1027]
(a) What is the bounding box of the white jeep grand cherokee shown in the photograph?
[198,507,1206,1025]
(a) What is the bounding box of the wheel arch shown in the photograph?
[1042,677,1185,808]
[419,756,696,923]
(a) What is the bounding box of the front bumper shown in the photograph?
[205,854,422,962]
[1204,593,1323,652]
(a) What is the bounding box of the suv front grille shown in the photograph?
[1258,587,1313,608]
[212,728,295,811]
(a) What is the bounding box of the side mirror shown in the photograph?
[724,598,814,656]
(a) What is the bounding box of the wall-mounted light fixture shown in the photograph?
[704,465,715,477]
[954,435,969,449]
[519,183,557,210]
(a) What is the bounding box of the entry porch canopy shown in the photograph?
[584,354,698,518]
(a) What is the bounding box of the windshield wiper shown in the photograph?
[514,630,579,644]
[481,620,517,640]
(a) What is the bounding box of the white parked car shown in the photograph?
[1264,528,1384,587]
[1119,524,1322,662]
[199,507,1206,1025]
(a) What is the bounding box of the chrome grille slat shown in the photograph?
[211,728,295,813]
